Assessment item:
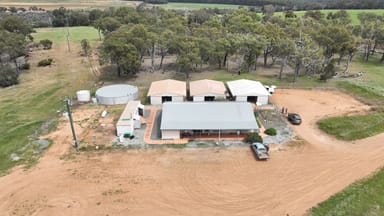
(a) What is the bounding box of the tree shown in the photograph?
[273,39,295,80]
[357,13,384,62]
[304,10,324,21]
[312,25,355,64]
[284,10,297,19]
[0,16,33,39]
[174,37,200,78]
[101,29,141,77]
[80,39,91,56]
[158,30,175,68]
[95,17,121,36]
[320,60,336,81]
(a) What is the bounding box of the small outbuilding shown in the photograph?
[96,84,138,105]
[147,79,186,105]
[160,102,259,139]
[189,79,227,102]
[116,101,144,137]
[227,79,270,105]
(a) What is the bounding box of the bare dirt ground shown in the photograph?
[1,88,384,215]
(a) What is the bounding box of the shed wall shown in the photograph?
[172,96,184,103]
[116,124,134,137]
[258,96,269,105]
[235,96,248,102]
[150,96,162,105]
[162,130,180,139]
[193,96,204,102]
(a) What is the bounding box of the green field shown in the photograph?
[0,26,99,174]
[310,168,384,215]
[33,26,100,44]
[291,9,384,24]
[159,2,241,10]
[317,113,384,140]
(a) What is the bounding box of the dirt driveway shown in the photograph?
[0,89,384,216]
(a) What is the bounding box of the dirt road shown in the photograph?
[0,89,383,216]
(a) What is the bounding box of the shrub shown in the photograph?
[21,63,30,70]
[0,64,18,87]
[39,39,53,50]
[37,58,53,67]
[264,128,277,136]
[243,132,263,143]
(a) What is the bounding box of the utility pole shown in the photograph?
[65,13,71,52]
[65,98,78,151]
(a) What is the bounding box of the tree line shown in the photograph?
[129,0,384,10]
[0,16,33,87]
[95,6,384,82]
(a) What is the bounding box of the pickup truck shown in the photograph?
[250,142,270,160]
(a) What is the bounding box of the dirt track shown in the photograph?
[1,89,384,216]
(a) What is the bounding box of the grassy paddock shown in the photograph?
[317,113,384,141]
[33,26,100,44]
[277,9,384,25]
[159,2,242,10]
[309,168,384,216]
[0,26,99,174]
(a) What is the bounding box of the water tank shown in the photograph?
[77,90,91,102]
[95,84,138,105]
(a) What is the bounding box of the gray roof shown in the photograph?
[160,102,259,130]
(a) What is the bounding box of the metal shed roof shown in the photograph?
[227,79,270,96]
[147,79,186,96]
[189,79,226,96]
[160,102,259,130]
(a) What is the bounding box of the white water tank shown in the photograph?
[77,90,91,102]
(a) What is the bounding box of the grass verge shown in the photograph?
[317,113,384,141]
[309,168,384,216]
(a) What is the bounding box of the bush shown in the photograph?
[39,39,53,50]
[243,132,263,143]
[37,58,53,67]
[0,64,18,87]
[21,63,30,70]
[264,128,277,136]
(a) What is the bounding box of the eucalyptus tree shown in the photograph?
[101,26,140,77]
[357,13,384,62]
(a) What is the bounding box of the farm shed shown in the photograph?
[160,102,259,139]
[116,101,144,137]
[96,84,138,105]
[147,79,186,105]
[189,79,227,102]
[227,79,270,105]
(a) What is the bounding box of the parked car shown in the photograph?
[250,142,269,160]
[287,113,302,125]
